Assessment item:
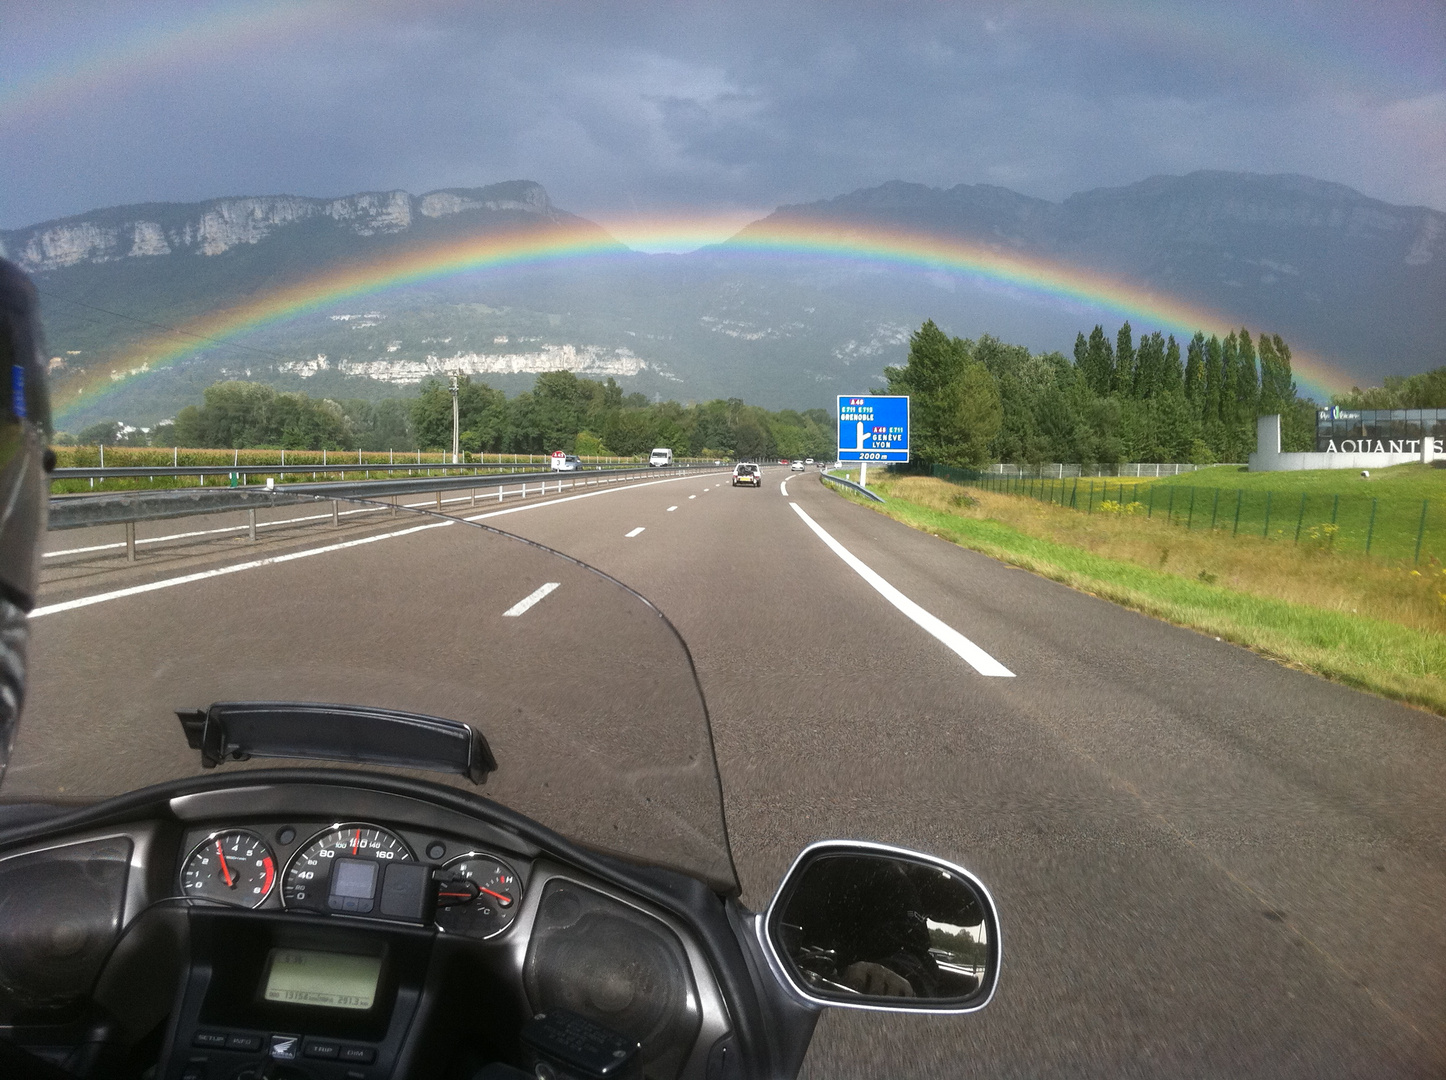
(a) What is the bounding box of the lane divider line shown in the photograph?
[32,520,452,618]
[502,581,560,617]
[780,480,789,496]
[463,471,711,522]
[666,505,678,512]
[788,502,1015,678]
[38,471,727,615]
[688,495,697,500]
[625,526,646,538]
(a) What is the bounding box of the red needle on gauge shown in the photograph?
[216,841,234,888]
[477,886,512,906]
[352,829,360,855]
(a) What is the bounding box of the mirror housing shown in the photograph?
[762,840,1000,1013]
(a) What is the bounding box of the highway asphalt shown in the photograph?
[13,467,1446,1078]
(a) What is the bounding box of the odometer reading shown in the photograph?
[180,830,276,908]
[282,824,412,910]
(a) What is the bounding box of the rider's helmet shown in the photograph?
[0,257,53,784]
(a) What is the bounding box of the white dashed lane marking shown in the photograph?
[625,527,646,538]
[502,582,560,617]
[667,505,678,512]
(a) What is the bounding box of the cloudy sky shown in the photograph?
[3,0,1442,243]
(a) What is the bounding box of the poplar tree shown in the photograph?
[1203,335,1223,418]
[1114,322,1135,396]
[1083,325,1114,396]
[1183,332,1205,409]
[1162,334,1183,396]
[1220,332,1239,424]
[1236,328,1259,416]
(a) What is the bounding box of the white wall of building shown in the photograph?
[1249,414,1441,471]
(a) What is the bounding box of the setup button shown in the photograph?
[191,1032,227,1049]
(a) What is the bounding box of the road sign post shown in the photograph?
[837,396,909,491]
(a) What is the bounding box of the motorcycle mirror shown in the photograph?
[762,840,1000,1013]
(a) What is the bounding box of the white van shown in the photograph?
[648,448,674,467]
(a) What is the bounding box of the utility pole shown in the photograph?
[449,372,460,464]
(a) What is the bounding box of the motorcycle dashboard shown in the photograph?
[174,816,529,938]
[0,776,734,1080]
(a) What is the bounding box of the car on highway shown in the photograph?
[733,462,762,486]
[648,447,674,467]
[790,460,806,472]
[549,452,582,471]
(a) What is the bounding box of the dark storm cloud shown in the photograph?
[2,0,1442,230]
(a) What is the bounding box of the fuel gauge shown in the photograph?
[180,830,276,908]
[434,853,521,938]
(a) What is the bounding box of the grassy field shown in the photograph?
[954,462,1446,565]
[831,471,1446,716]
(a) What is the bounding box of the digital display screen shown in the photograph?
[262,949,381,1010]
[332,859,378,899]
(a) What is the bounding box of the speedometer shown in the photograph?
[282,824,413,911]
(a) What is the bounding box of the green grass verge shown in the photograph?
[964,463,1445,565]
[843,479,1446,717]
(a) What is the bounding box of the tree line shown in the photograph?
[1330,368,1446,410]
[66,372,839,462]
[885,319,1316,468]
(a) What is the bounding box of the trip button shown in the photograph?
[304,1039,341,1059]
[226,1033,262,1052]
[338,1045,376,1064]
[192,1031,227,1048]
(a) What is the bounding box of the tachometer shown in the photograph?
[282,824,413,911]
[180,830,276,908]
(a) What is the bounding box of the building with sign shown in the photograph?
[1249,409,1444,471]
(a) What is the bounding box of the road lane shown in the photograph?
[482,467,1446,1078]
[13,466,1446,1077]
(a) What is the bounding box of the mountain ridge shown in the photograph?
[8,171,1441,429]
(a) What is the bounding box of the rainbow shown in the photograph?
[51,218,1357,421]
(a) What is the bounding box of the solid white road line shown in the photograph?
[31,520,452,618]
[45,472,707,558]
[788,502,1015,678]
[463,471,708,523]
[625,527,646,538]
[37,471,724,616]
[502,581,560,616]
[780,480,789,496]
[667,505,678,512]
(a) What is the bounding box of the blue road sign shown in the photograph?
[837,395,910,462]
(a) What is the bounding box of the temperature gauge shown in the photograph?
[180,831,276,908]
[435,853,522,938]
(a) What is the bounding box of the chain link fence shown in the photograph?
[934,464,1443,565]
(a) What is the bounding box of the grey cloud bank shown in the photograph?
[2,0,1442,231]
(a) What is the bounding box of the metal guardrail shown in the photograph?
[50,460,667,480]
[48,464,722,532]
[820,470,885,503]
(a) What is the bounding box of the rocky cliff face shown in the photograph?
[3,181,557,272]
[743,170,1444,376]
